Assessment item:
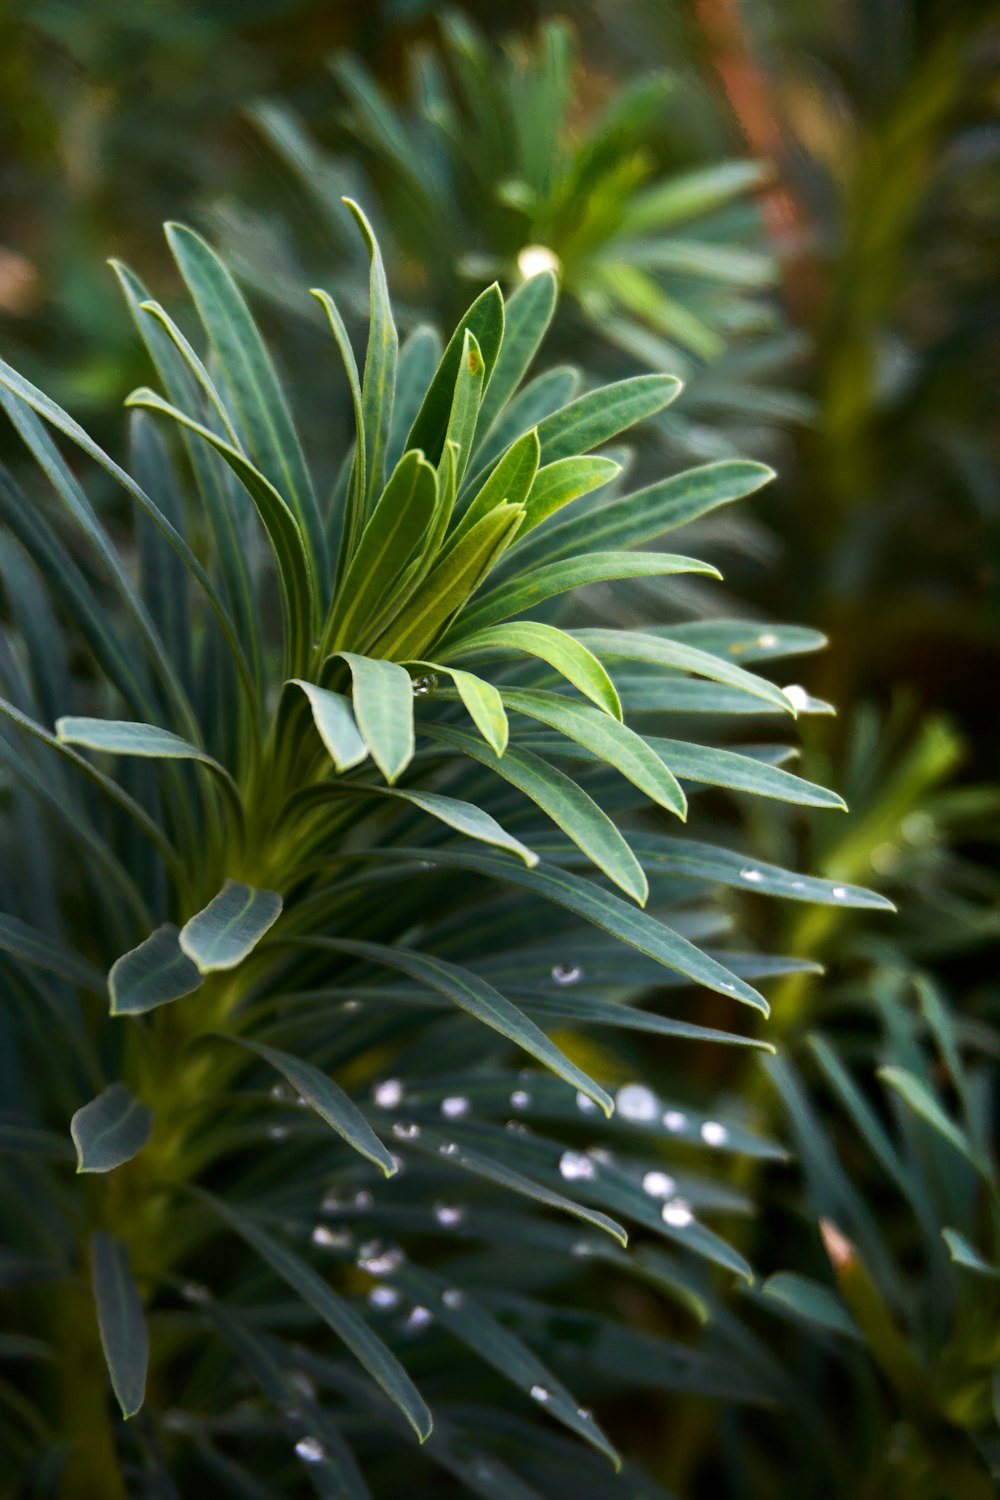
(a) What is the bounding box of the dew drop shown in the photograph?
[374,1079,403,1109]
[270,1083,288,1101]
[353,1189,374,1210]
[368,1285,401,1310]
[663,1110,688,1132]
[782,683,810,712]
[268,1124,289,1141]
[287,1370,316,1400]
[551,964,583,986]
[442,1287,465,1309]
[616,1083,658,1122]
[439,1142,459,1156]
[434,1203,464,1229]
[411,673,438,696]
[181,1282,210,1304]
[341,998,363,1012]
[576,1406,594,1420]
[357,1244,404,1278]
[320,1189,341,1214]
[700,1120,728,1147]
[662,1198,694,1228]
[312,1225,352,1251]
[642,1170,676,1198]
[588,1146,613,1165]
[831,886,847,900]
[559,1150,596,1182]
[505,1119,529,1133]
[757,632,779,649]
[295,1436,326,1465]
[440,1096,469,1119]
[739,867,764,884]
[510,1089,531,1110]
[530,1383,550,1402]
[392,1121,420,1140]
[406,1305,433,1331]
[576,1090,598,1113]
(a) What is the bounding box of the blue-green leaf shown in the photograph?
[71,1084,152,1174]
[179,881,282,973]
[90,1232,148,1418]
[109,924,203,1015]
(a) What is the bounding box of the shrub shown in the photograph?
[0,204,879,1496]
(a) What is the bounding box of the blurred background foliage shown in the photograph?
[1,0,997,1494]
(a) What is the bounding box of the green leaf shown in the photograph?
[447,428,540,553]
[633,835,894,909]
[878,1067,987,1173]
[0,912,105,992]
[450,552,717,639]
[288,680,369,772]
[197,1191,433,1441]
[474,269,557,448]
[423,724,647,904]
[386,325,442,472]
[222,1036,396,1176]
[90,1232,148,1418]
[502,687,686,817]
[535,374,682,464]
[520,455,621,533]
[71,1083,152,1174]
[647,738,845,809]
[335,653,415,783]
[941,1229,999,1279]
[382,788,538,866]
[55,715,237,800]
[406,283,505,466]
[325,938,610,1113]
[622,159,767,234]
[311,286,366,561]
[451,622,622,718]
[109,924,203,1015]
[467,365,579,487]
[179,881,283,973]
[759,1272,861,1339]
[165,221,327,594]
[416,665,508,754]
[571,630,796,714]
[344,198,398,513]
[441,330,486,487]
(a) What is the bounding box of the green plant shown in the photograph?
[0,203,880,1497]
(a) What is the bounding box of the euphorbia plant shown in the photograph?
[0,202,885,1496]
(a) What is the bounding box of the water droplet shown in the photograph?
[181,1282,210,1304]
[559,1150,596,1182]
[312,1225,352,1251]
[268,1124,289,1141]
[374,1079,403,1109]
[739,867,764,884]
[517,244,561,279]
[357,1244,404,1278]
[320,1189,341,1214]
[341,998,363,1012]
[551,964,583,986]
[440,1096,469,1119]
[510,1089,531,1110]
[393,1121,420,1140]
[790,879,807,891]
[411,673,438,696]
[616,1084,658,1122]
[571,1239,595,1257]
[352,1189,374,1210]
[287,1370,316,1400]
[588,1146,613,1165]
[368,1285,400,1309]
[442,1287,465,1309]
[295,1436,326,1464]
[576,1406,593,1421]
[642,1170,676,1198]
[831,886,847,900]
[700,1120,728,1147]
[505,1119,529,1133]
[406,1305,433,1331]
[576,1090,598,1113]
[434,1203,464,1228]
[662,1198,694,1228]
[757,632,778,649]
[530,1384,550,1402]
[663,1110,688,1132]
[270,1083,288,1101]
[439,1142,459,1156]
[719,982,736,993]
[782,683,810,712]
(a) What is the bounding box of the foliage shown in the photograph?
[0,202,876,1496]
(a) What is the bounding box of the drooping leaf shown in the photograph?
[334,653,415,783]
[109,925,203,1015]
[71,1083,153,1174]
[90,1232,148,1419]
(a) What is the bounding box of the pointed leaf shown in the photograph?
[535,374,681,464]
[335,653,415,783]
[382,788,538,866]
[90,1232,148,1418]
[0,912,105,992]
[407,283,504,465]
[289,680,369,772]
[71,1084,152,1173]
[180,881,282,973]
[453,622,622,718]
[109,924,203,1015]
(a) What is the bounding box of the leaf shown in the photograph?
[335,653,415,783]
[878,1067,987,1173]
[222,1036,396,1176]
[197,1191,433,1441]
[447,428,540,552]
[571,630,795,714]
[288,681,369,772]
[633,835,894,909]
[453,622,622,718]
[759,1272,861,1339]
[324,938,611,1113]
[417,665,508,754]
[622,159,767,233]
[645,738,845,809]
[450,552,718,638]
[0,912,105,992]
[382,788,538,866]
[502,687,686,817]
[535,374,681,464]
[406,283,504,466]
[520,455,621,534]
[165,222,327,594]
[179,881,283,973]
[386,325,442,472]
[90,1232,148,1418]
[441,330,486,487]
[109,925,203,1015]
[55,715,237,797]
[422,724,647,904]
[941,1229,999,1279]
[362,848,766,1009]
[474,269,557,447]
[71,1083,152,1173]
[344,198,398,513]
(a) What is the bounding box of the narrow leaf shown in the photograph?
[90,1232,148,1418]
